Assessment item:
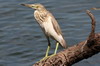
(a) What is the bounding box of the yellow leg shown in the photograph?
[38,45,50,62]
[38,43,59,62]
[48,42,59,58]
[45,45,50,57]
[54,42,59,54]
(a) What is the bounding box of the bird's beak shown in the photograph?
[21,4,34,8]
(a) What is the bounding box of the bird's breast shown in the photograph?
[41,17,58,36]
[34,10,47,24]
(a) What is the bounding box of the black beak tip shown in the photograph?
[21,4,25,6]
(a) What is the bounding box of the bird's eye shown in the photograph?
[36,6,39,8]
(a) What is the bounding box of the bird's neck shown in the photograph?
[37,8,47,12]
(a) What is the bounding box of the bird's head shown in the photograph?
[21,3,45,10]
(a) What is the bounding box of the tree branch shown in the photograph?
[87,10,95,37]
[33,10,100,66]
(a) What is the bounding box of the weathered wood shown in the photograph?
[33,10,100,66]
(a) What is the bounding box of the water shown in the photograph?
[0,0,100,66]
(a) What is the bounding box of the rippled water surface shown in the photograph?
[0,0,100,66]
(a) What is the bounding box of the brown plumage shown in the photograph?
[21,3,67,51]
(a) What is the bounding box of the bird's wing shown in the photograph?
[49,13,62,35]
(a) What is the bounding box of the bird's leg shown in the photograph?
[39,45,50,62]
[45,37,51,57]
[54,42,59,54]
[45,44,50,57]
[49,42,59,57]
[39,37,51,62]
[39,42,59,62]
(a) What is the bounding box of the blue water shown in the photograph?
[0,0,100,66]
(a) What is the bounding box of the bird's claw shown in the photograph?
[37,54,56,63]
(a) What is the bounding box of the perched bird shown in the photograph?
[21,3,67,58]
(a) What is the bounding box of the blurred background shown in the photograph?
[0,0,100,66]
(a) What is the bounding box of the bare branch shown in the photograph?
[86,10,95,38]
[33,10,100,66]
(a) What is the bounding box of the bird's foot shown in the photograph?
[37,54,56,63]
[49,53,56,58]
[37,56,50,63]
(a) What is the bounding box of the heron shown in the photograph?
[21,3,67,59]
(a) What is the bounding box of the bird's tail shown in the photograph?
[60,38,67,49]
